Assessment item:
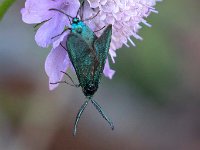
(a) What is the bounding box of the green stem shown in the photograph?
[0,0,16,21]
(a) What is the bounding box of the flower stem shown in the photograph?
[0,0,16,21]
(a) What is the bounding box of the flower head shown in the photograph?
[86,0,160,62]
[21,0,160,90]
[21,0,80,48]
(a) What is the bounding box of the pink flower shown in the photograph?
[21,0,160,90]
[86,0,160,62]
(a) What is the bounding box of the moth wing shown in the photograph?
[67,33,96,87]
[93,25,112,83]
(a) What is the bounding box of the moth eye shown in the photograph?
[73,18,79,24]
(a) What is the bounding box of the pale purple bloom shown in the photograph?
[21,0,160,90]
[86,0,160,63]
[21,0,80,48]
[45,41,70,90]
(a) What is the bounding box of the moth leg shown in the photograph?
[50,80,78,87]
[60,71,80,87]
[51,27,71,40]
[91,99,114,130]
[60,43,68,52]
[73,98,90,136]
[34,18,52,31]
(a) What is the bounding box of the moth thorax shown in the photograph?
[75,26,82,33]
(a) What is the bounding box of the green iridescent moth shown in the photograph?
[49,1,114,135]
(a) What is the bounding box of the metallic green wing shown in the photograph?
[93,25,112,83]
[66,33,97,88]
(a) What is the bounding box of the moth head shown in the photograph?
[72,18,79,24]
[83,83,98,97]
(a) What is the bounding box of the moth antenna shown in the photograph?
[94,26,106,33]
[73,98,90,136]
[83,10,100,22]
[49,8,72,24]
[91,99,114,130]
[76,5,81,18]
[76,0,85,18]
[80,1,85,20]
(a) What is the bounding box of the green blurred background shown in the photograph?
[1,0,200,150]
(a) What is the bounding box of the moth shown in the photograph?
[49,1,114,135]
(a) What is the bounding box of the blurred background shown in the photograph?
[1,0,200,150]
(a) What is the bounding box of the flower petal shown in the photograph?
[23,0,80,48]
[35,15,67,48]
[103,59,115,79]
[45,45,70,90]
[21,0,56,24]
[86,0,160,64]
[53,31,69,49]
